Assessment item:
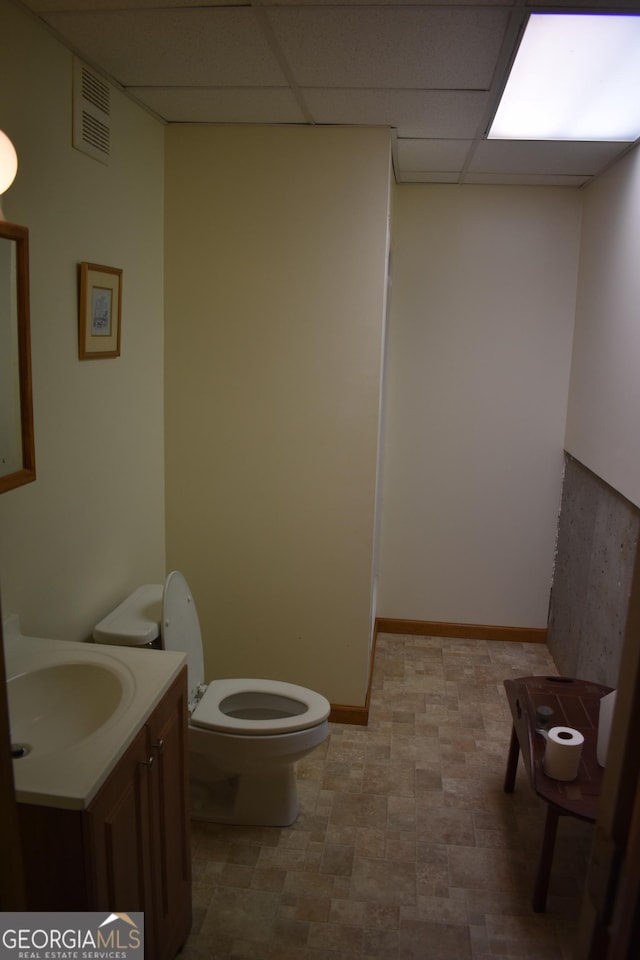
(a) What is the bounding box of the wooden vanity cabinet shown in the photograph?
[146,670,192,958]
[85,723,154,917]
[18,668,191,960]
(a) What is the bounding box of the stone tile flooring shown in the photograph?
[178,634,594,959]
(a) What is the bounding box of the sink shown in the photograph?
[3,619,185,808]
[7,661,130,757]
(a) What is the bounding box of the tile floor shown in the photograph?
[178,634,594,959]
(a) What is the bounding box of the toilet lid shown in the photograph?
[162,571,204,698]
[93,584,163,646]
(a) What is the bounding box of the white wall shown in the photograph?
[565,144,640,508]
[377,185,582,628]
[0,0,166,640]
[164,125,391,705]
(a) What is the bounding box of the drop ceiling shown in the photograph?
[17,0,640,186]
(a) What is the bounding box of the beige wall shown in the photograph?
[0,0,166,641]
[377,185,582,628]
[164,125,391,705]
[565,144,640,508]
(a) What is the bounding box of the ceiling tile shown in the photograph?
[463,173,592,186]
[266,5,510,89]
[468,140,629,176]
[25,0,514,7]
[531,0,640,7]
[131,87,306,125]
[271,0,513,5]
[27,1,240,9]
[397,139,472,173]
[303,89,490,139]
[396,171,461,184]
[42,7,287,86]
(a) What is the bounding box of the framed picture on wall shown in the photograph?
[78,261,122,359]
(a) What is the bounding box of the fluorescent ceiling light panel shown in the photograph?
[489,14,640,141]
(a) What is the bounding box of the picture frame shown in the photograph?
[78,261,122,360]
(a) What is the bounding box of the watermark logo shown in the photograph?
[0,912,143,959]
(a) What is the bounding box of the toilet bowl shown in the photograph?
[93,571,330,826]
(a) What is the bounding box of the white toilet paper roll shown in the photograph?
[597,690,617,767]
[543,726,584,781]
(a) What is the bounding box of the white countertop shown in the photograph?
[5,622,186,810]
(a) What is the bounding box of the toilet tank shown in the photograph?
[93,584,163,647]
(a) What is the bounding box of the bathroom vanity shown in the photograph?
[6,624,191,960]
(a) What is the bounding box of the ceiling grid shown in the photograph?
[17,0,640,185]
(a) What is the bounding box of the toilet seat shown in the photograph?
[191,677,330,735]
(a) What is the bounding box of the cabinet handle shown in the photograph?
[141,756,154,768]
[153,739,165,754]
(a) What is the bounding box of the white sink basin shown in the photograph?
[3,617,185,809]
[8,662,129,756]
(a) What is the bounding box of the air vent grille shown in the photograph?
[82,68,110,116]
[82,112,110,156]
[73,58,111,165]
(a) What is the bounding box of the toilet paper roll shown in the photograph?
[543,726,584,781]
[597,690,617,767]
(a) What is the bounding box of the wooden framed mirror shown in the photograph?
[0,221,35,493]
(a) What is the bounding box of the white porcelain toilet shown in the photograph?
[93,571,330,826]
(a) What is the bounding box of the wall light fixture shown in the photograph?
[0,130,18,220]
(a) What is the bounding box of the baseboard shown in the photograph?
[328,627,378,726]
[374,617,548,644]
[329,703,369,725]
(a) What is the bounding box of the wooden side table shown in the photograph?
[503,675,612,912]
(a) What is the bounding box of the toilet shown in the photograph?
[93,571,330,826]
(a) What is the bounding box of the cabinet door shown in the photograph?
[85,725,154,919]
[147,669,191,960]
